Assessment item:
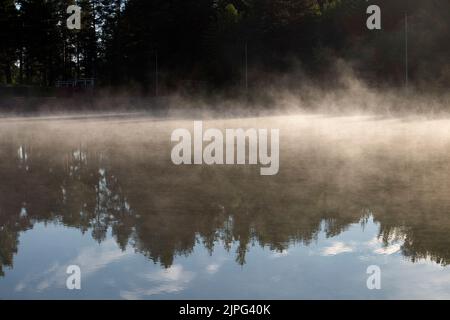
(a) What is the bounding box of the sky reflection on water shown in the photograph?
[2,217,450,299]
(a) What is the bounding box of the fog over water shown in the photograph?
[1,106,450,298]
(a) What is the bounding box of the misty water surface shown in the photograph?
[1,113,450,299]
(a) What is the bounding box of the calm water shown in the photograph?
[1,113,450,299]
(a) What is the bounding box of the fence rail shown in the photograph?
[55,78,95,88]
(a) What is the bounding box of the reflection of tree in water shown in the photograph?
[0,213,31,276]
[0,143,137,274]
[62,148,136,246]
[2,138,450,275]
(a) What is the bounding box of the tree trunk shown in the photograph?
[4,64,12,85]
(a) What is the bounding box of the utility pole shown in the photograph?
[405,12,408,89]
[155,51,159,97]
[245,41,248,94]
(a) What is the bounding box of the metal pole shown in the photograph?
[405,12,408,89]
[156,51,159,97]
[155,51,158,97]
[245,41,248,93]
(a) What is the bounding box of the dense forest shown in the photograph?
[0,0,449,94]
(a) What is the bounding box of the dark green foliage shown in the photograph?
[0,0,448,90]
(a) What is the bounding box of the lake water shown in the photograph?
[1,113,450,299]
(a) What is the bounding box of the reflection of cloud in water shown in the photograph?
[321,242,353,256]
[15,238,131,293]
[14,262,60,293]
[120,265,195,300]
[206,263,220,274]
[70,240,132,275]
[374,244,402,255]
[366,236,403,255]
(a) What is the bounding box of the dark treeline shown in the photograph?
[0,0,449,93]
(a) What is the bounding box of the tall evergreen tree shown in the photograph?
[0,0,19,84]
